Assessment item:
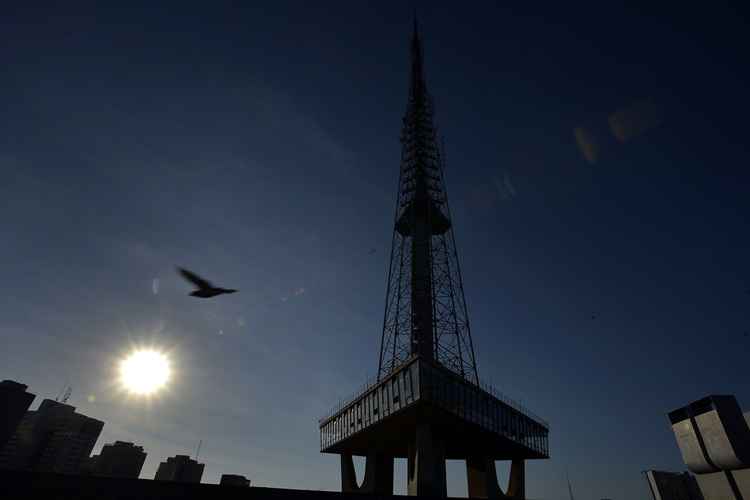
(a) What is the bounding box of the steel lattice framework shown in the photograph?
[378,23,478,385]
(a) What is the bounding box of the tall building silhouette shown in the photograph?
[84,441,146,478]
[154,455,204,483]
[318,20,549,498]
[0,380,35,451]
[0,399,103,474]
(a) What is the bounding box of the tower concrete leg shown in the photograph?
[341,452,394,495]
[466,457,525,499]
[341,453,359,493]
[506,459,525,499]
[408,423,447,497]
[467,456,500,498]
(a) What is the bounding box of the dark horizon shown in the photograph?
[2,2,749,499]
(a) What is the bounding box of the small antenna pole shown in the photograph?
[195,439,202,461]
[566,467,575,500]
[55,383,66,401]
[61,386,72,404]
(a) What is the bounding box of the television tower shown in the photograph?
[319,19,550,498]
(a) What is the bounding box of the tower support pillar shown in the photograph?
[407,422,447,497]
[341,452,394,495]
[466,457,525,499]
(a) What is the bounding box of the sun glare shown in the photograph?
[119,349,171,395]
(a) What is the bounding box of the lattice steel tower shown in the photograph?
[378,18,478,385]
[319,19,549,499]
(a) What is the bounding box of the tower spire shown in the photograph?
[412,10,421,50]
[410,12,425,100]
[378,23,479,384]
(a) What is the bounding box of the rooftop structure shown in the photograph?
[220,474,251,487]
[0,380,35,451]
[644,470,703,500]
[668,395,750,500]
[85,441,147,479]
[154,455,205,483]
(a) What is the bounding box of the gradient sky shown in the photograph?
[2,2,749,499]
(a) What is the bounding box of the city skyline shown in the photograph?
[1,2,749,499]
[0,384,207,482]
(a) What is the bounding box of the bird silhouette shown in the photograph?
[177,267,237,298]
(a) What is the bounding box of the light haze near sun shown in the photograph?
[119,349,171,395]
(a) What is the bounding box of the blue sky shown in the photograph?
[1,2,749,499]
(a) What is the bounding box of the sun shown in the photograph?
[119,349,171,395]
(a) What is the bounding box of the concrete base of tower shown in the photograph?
[341,452,394,495]
[407,422,447,497]
[321,357,547,498]
[466,457,525,499]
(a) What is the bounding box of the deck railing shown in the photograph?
[319,364,548,430]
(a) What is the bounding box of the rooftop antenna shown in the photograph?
[54,383,66,401]
[60,386,72,404]
[566,468,575,500]
[195,439,203,461]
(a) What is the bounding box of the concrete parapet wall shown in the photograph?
[694,397,750,471]
[693,469,750,500]
[695,472,736,500]
[731,469,750,499]
[670,396,750,475]
[673,422,717,474]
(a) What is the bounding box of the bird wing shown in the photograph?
[177,267,213,289]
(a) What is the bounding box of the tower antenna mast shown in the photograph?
[566,468,576,500]
[377,14,479,384]
[56,384,72,404]
[61,386,72,404]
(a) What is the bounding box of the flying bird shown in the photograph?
[177,267,237,298]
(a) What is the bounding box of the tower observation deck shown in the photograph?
[319,19,549,499]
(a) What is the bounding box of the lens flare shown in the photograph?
[119,349,171,395]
